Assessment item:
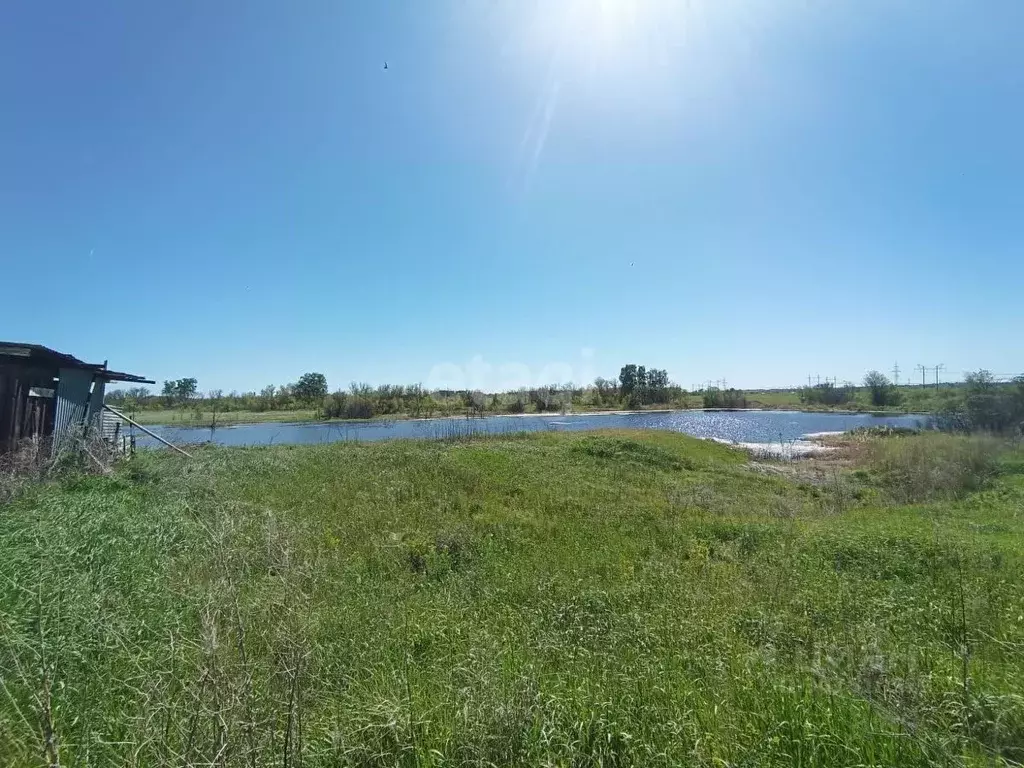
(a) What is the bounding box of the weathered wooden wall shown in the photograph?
[0,364,57,454]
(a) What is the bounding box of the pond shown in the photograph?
[137,410,927,449]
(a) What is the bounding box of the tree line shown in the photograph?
[935,371,1024,434]
[109,366,1023,432]
[108,372,331,412]
[106,364,690,418]
[799,371,903,408]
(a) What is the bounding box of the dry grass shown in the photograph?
[0,426,121,505]
[864,431,1003,503]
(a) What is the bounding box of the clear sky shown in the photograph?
[2,1,1021,393]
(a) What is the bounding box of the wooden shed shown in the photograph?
[0,342,153,455]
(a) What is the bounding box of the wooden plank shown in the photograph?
[103,405,193,458]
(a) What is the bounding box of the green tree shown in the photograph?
[162,378,197,406]
[294,372,328,404]
[619,365,638,400]
[646,369,669,403]
[594,377,617,405]
[863,371,899,407]
[174,378,198,402]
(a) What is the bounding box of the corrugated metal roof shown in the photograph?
[0,341,154,384]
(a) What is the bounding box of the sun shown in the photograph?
[559,0,655,67]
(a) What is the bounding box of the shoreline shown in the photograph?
[135,411,925,457]
[137,406,931,430]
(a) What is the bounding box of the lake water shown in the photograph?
[138,410,927,449]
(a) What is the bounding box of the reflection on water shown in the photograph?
[137,410,926,449]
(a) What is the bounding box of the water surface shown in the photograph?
[138,410,926,449]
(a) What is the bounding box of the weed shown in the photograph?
[866,432,1003,503]
[0,430,1021,765]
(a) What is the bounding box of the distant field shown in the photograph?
[120,407,319,426]
[745,390,804,408]
[2,430,1022,765]
[746,385,965,413]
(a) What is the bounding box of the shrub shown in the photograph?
[322,392,376,420]
[865,432,1002,503]
[703,388,748,409]
[863,371,902,407]
[935,371,1024,435]
[799,382,856,406]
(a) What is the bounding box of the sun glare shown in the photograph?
[504,0,771,185]
[560,0,657,69]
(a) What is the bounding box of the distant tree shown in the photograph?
[175,378,198,402]
[594,377,618,404]
[863,371,900,407]
[936,370,1024,434]
[507,390,527,414]
[162,380,176,406]
[618,364,676,406]
[294,372,328,404]
[125,386,151,403]
[703,387,748,409]
[799,381,855,406]
[529,386,558,413]
[646,368,669,403]
[619,365,638,399]
[465,390,487,415]
[159,378,196,406]
[104,389,127,405]
[961,370,1007,432]
[256,385,275,411]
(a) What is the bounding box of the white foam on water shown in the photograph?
[710,437,836,459]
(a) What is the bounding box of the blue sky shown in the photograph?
[2,1,1021,392]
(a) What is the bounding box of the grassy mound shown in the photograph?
[2,430,1022,766]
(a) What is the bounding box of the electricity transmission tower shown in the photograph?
[933,364,945,388]
[915,364,928,386]
[892,362,900,385]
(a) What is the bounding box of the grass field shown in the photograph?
[745,386,962,413]
[2,430,1023,765]
[119,407,320,426]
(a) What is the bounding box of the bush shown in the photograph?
[799,382,856,406]
[935,372,1024,435]
[863,371,902,407]
[321,392,376,420]
[866,433,1002,503]
[703,388,748,409]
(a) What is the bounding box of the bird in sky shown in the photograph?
[383,61,388,70]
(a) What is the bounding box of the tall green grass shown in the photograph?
[865,432,1004,503]
[1,431,1022,765]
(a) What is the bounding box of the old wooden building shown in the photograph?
[0,342,153,455]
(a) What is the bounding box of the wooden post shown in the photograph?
[103,405,193,459]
